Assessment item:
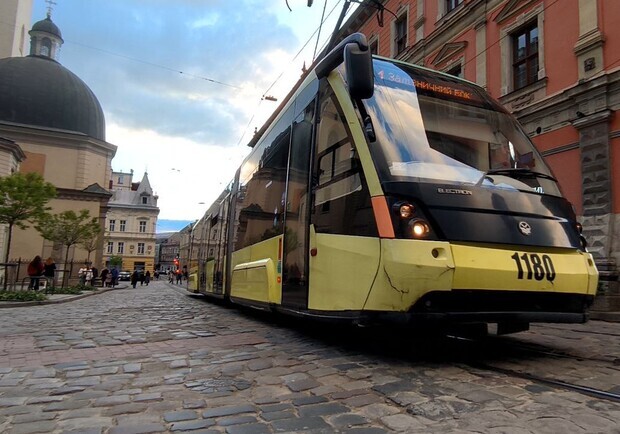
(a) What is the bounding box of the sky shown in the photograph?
[30,0,356,230]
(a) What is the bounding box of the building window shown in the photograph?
[117,242,124,254]
[370,37,379,55]
[109,220,115,231]
[107,242,113,254]
[512,22,539,90]
[120,220,126,232]
[213,229,218,240]
[393,12,408,56]
[447,64,463,78]
[118,175,123,184]
[137,243,145,254]
[446,0,463,13]
[139,221,146,233]
[142,196,148,204]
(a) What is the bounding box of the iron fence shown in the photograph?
[0,259,106,292]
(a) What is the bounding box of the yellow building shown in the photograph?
[0,10,116,270]
[104,170,159,273]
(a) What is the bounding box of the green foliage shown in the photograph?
[0,172,56,227]
[46,284,98,294]
[0,291,47,302]
[109,256,123,267]
[35,209,101,250]
[0,172,56,262]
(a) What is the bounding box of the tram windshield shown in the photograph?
[362,59,561,196]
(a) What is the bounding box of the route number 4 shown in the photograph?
[510,252,556,282]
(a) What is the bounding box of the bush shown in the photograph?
[0,291,47,302]
[46,286,83,295]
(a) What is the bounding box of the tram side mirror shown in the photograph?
[344,42,374,100]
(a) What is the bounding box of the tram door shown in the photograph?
[281,98,315,308]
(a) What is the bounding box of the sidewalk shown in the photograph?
[0,284,129,308]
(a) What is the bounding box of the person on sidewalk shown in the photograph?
[131,270,139,289]
[110,267,119,287]
[43,257,56,290]
[145,270,151,286]
[100,268,109,288]
[27,255,45,290]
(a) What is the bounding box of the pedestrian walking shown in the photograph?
[100,268,109,287]
[139,270,145,286]
[91,266,99,286]
[43,257,56,290]
[176,269,183,284]
[110,267,119,287]
[78,262,90,286]
[27,255,45,290]
[131,270,139,289]
[145,270,151,286]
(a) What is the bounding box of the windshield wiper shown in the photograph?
[476,167,558,186]
[484,168,557,182]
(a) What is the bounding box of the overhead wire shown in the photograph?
[235,0,345,149]
[0,19,240,90]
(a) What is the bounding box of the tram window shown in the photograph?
[233,107,293,250]
[312,93,377,237]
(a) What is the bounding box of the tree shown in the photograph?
[0,172,56,263]
[35,210,101,285]
[80,232,101,263]
[109,255,122,268]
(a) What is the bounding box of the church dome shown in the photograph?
[0,55,105,141]
[31,16,62,40]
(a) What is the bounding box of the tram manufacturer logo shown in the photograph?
[518,221,532,236]
[437,188,472,195]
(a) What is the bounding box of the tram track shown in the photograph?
[464,361,620,403]
[440,334,620,404]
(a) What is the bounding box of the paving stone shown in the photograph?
[0,397,28,406]
[329,413,369,428]
[12,412,57,424]
[62,428,102,434]
[298,402,350,417]
[259,410,296,421]
[225,423,272,434]
[270,416,331,432]
[169,419,216,431]
[381,413,428,431]
[218,415,257,426]
[50,386,86,396]
[8,420,57,434]
[286,378,322,392]
[108,423,167,434]
[163,410,198,422]
[31,368,56,378]
[104,403,149,416]
[93,395,132,407]
[292,395,329,406]
[202,404,255,418]
[134,393,163,402]
[123,363,142,373]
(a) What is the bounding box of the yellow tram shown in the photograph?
[188,33,598,334]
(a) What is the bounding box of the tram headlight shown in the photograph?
[409,219,430,238]
[399,203,415,219]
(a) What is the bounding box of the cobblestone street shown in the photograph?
[1,281,619,433]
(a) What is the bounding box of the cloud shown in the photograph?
[46,0,299,145]
[31,0,353,220]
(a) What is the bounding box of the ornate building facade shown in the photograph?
[0,6,116,269]
[104,170,159,272]
[337,0,620,297]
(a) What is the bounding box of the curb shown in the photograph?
[590,311,620,322]
[0,286,127,308]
